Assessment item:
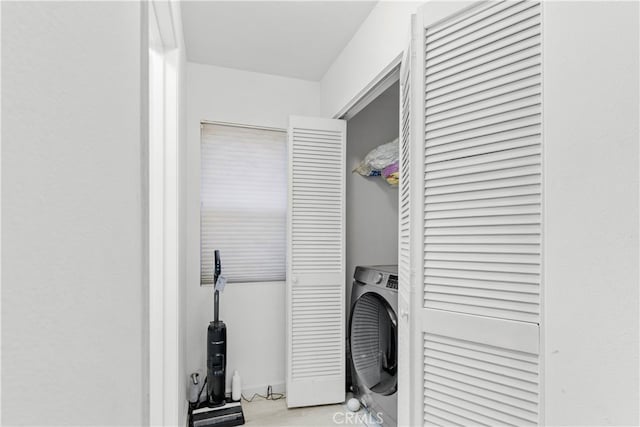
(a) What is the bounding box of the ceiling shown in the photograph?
[180,1,377,81]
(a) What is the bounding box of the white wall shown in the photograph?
[186,62,321,394]
[345,82,400,317]
[2,2,147,425]
[543,2,639,425]
[320,1,422,118]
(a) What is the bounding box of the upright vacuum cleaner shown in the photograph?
[189,250,245,427]
[208,250,227,405]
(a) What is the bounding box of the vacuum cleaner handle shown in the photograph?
[214,250,221,282]
[213,250,221,323]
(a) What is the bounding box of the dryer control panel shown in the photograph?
[386,275,398,290]
[353,265,398,291]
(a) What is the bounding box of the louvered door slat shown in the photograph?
[419,309,540,426]
[427,95,540,133]
[426,1,535,47]
[286,116,346,408]
[426,156,541,183]
[290,122,343,274]
[424,0,541,324]
[399,36,412,303]
[427,5,541,65]
[425,126,538,157]
[424,333,539,426]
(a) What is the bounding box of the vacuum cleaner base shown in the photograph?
[189,401,245,427]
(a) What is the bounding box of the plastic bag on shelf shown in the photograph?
[353,138,399,177]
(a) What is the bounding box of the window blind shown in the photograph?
[200,123,287,284]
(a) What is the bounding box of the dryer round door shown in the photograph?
[350,292,397,396]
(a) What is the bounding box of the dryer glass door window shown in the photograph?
[350,292,397,395]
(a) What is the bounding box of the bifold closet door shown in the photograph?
[286,116,346,408]
[411,1,543,425]
[398,15,424,427]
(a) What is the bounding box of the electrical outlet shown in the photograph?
[188,369,205,404]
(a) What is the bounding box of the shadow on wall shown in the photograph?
[345,81,401,325]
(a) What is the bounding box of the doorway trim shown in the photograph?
[334,53,402,121]
[148,1,181,425]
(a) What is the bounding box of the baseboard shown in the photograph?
[191,380,286,406]
[226,381,285,398]
[183,399,190,427]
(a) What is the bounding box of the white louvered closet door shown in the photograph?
[398,15,424,427]
[397,26,413,427]
[286,116,346,408]
[412,1,543,425]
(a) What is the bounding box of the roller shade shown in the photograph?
[200,123,287,284]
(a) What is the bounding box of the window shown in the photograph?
[200,123,287,284]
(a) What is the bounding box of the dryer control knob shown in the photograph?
[375,273,383,284]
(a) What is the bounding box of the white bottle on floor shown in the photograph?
[231,370,241,402]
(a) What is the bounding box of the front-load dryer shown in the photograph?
[348,265,398,427]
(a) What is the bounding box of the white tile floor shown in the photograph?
[242,398,378,426]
